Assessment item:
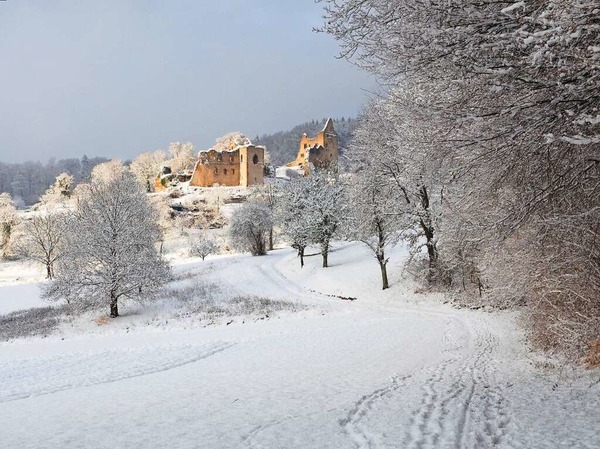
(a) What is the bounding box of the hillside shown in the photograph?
[255,117,358,167]
[1,241,598,448]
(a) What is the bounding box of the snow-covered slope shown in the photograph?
[0,244,597,448]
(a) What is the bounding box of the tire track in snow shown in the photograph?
[255,255,333,305]
[0,341,235,403]
[340,374,411,449]
[402,318,515,449]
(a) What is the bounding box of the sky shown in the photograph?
[0,0,373,163]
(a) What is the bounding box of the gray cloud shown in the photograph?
[0,0,372,162]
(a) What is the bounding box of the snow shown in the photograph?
[501,2,525,14]
[0,243,598,448]
[0,283,51,314]
[560,134,600,145]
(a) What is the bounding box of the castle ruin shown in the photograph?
[284,118,338,176]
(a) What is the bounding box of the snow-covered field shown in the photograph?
[0,243,598,448]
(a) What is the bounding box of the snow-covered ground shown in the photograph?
[0,243,598,448]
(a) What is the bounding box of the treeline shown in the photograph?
[0,156,109,206]
[319,0,599,361]
[255,117,358,167]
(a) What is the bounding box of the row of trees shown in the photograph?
[0,156,109,206]
[317,0,599,359]
[0,140,197,208]
[228,169,403,291]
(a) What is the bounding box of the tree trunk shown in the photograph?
[269,228,274,251]
[380,261,389,290]
[110,293,119,318]
[46,262,52,279]
[321,242,329,268]
[299,246,305,268]
[419,186,438,283]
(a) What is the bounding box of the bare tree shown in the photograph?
[43,172,170,317]
[19,214,65,279]
[189,234,219,260]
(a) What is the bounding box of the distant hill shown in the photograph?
[254,117,358,168]
[0,156,109,206]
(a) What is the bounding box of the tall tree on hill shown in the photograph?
[277,179,313,268]
[304,169,346,268]
[43,172,170,317]
[346,167,402,290]
[252,184,277,250]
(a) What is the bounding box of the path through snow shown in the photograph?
[0,244,597,448]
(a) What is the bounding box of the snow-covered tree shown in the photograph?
[189,234,219,260]
[228,200,273,256]
[18,213,65,279]
[149,195,174,255]
[320,0,600,358]
[79,154,92,182]
[251,184,277,250]
[168,142,196,173]
[91,159,127,185]
[351,95,447,283]
[346,169,402,290]
[40,173,74,207]
[43,172,170,317]
[0,193,17,259]
[276,179,313,268]
[303,169,346,268]
[130,150,167,192]
[211,132,251,152]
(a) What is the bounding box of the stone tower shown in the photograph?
[286,118,338,175]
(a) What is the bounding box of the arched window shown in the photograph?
[224,169,228,175]
[252,154,259,165]
[230,156,234,163]
[231,169,235,175]
[214,168,218,175]
[303,143,307,149]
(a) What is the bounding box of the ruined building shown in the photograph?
[189,144,265,188]
[285,118,338,176]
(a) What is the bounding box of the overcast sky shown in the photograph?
[0,0,372,163]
